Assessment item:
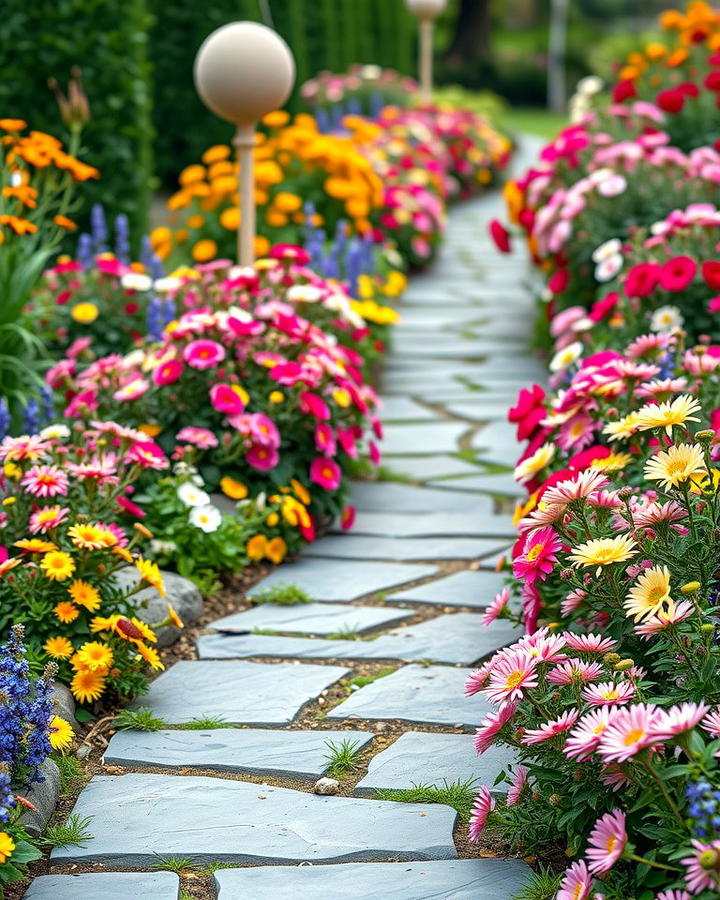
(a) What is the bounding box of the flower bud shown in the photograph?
[603,652,621,665]
[695,429,715,443]
[681,581,701,593]
[549,793,561,806]
[700,623,716,635]
[614,659,634,671]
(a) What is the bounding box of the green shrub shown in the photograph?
[0,0,154,238]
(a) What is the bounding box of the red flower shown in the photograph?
[655,88,685,113]
[705,71,720,91]
[612,80,636,102]
[548,269,569,294]
[508,384,546,441]
[702,260,720,290]
[659,255,697,292]
[567,445,610,471]
[625,262,661,298]
[589,291,619,322]
[488,219,511,253]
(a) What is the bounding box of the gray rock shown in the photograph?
[51,683,77,728]
[104,728,373,778]
[130,660,349,725]
[210,601,412,636]
[198,613,519,665]
[50,773,458,866]
[313,777,339,795]
[302,535,508,562]
[24,872,181,900]
[113,567,203,648]
[20,758,60,835]
[388,568,506,608]
[249,558,439,602]
[354,731,516,797]
[327,664,491,727]
[214,859,531,900]
[380,422,468,455]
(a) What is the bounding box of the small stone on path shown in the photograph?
[313,776,339,795]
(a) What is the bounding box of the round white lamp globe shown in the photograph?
[406,0,447,20]
[194,22,295,126]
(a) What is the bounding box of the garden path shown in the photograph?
[26,137,545,900]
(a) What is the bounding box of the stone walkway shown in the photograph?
[26,139,544,900]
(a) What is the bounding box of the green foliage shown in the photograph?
[512,867,561,900]
[53,754,86,795]
[324,737,364,779]
[374,778,479,822]
[0,830,42,886]
[41,813,94,849]
[152,855,198,874]
[0,0,154,237]
[181,716,228,730]
[113,707,167,733]
[249,582,312,606]
[348,667,395,689]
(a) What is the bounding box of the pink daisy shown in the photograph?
[506,766,528,807]
[597,703,662,763]
[484,650,539,705]
[634,600,695,637]
[681,839,720,894]
[582,681,636,706]
[183,339,226,370]
[564,707,613,759]
[632,500,687,527]
[518,629,568,663]
[586,809,626,873]
[561,589,587,616]
[557,861,593,900]
[512,526,563,585]
[521,709,580,744]
[482,587,510,626]
[29,505,69,534]
[465,663,493,696]
[547,660,604,685]
[126,441,169,470]
[564,633,618,654]
[655,891,692,900]
[543,469,610,505]
[209,383,247,415]
[649,702,709,742]
[468,786,494,841]
[473,700,518,755]
[176,426,219,450]
[600,764,632,792]
[21,465,69,498]
[701,707,720,738]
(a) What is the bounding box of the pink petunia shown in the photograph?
[585,809,626,873]
[468,786,494,841]
[310,456,341,491]
[183,339,225,370]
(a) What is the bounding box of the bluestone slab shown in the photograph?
[214,859,531,899]
[129,660,349,725]
[378,396,437,421]
[24,872,180,900]
[383,455,482,481]
[51,774,458,866]
[248,558,439,602]
[388,568,507,608]
[380,422,468,455]
[302,535,507,562]
[104,728,374,777]
[354,731,516,797]
[327,664,492,727]
[348,480,492,513]
[333,510,511,538]
[429,472,521,496]
[210,602,411,635]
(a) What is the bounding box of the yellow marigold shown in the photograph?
[273,191,302,213]
[139,423,162,438]
[68,580,101,612]
[266,536,287,565]
[666,48,688,66]
[290,478,311,506]
[71,668,106,703]
[645,41,668,59]
[254,235,271,257]
[246,534,267,560]
[54,214,77,230]
[202,144,231,164]
[150,226,172,248]
[192,239,217,263]
[14,538,57,553]
[76,641,113,672]
[48,715,74,751]
[220,476,248,500]
[220,206,241,230]
[187,214,205,229]
[71,302,98,324]
[266,512,279,527]
[179,164,206,186]
[266,210,288,227]
[332,387,352,408]
[269,390,284,404]
[135,558,166,597]
[42,551,76,582]
[262,110,290,129]
[54,601,79,624]
[0,118,26,131]
[44,636,74,659]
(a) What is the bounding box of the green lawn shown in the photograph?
[498,106,569,141]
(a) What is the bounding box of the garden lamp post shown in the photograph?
[194,22,295,266]
[406,0,446,102]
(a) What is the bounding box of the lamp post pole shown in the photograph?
[406,0,447,103]
[194,22,295,266]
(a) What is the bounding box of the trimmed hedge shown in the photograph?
[0,0,154,238]
[150,0,417,184]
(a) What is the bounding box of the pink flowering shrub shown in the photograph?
[470,411,720,897]
[51,250,382,547]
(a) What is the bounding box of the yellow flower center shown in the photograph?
[623,728,645,746]
[602,689,620,700]
[526,543,543,563]
[505,670,524,689]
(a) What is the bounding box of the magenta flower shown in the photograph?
[126,441,169,471]
[557,861,593,900]
[522,709,579,745]
[586,809,626,873]
[210,383,247,416]
[482,587,510,626]
[681,839,720,894]
[152,358,184,386]
[249,413,281,448]
[299,390,331,421]
[246,444,279,471]
[468,786,494,841]
[314,423,337,456]
[513,526,563,585]
[340,505,355,531]
[506,766,528,807]
[472,700,517,755]
[310,456,341,491]
[183,339,226,370]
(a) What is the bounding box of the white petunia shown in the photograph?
[177,482,211,507]
[594,253,623,282]
[591,238,622,264]
[189,504,222,533]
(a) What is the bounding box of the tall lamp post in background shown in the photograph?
[194,22,295,266]
[406,0,447,102]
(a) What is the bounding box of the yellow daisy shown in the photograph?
[44,636,74,659]
[48,715,75,751]
[635,395,702,436]
[135,558,166,597]
[75,641,113,673]
[219,476,248,500]
[602,411,642,442]
[568,534,637,575]
[13,538,57,553]
[0,831,15,864]
[68,580,101,612]
[70,668,106,703]
[590,452,634,472]
[41,550,76,582]
[136,641,164,671]
[644,443,707,489]
[513,443,555,484]
[624,565,672,622]
[54,601,79,624]
[68,522,117,550]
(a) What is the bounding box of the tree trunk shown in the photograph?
[444,0,492,66]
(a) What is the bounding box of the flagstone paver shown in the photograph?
[104,728,374,777]
[387,568,506,608]
[209,601,412,635]
[354,732,515,797]
[327,664,492,727]
[214,859,532,898]
[24,872,181,899]
[52,774,458,866]
[36,143,544,898]
[248,557,439,601]
[129,660,349,725]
